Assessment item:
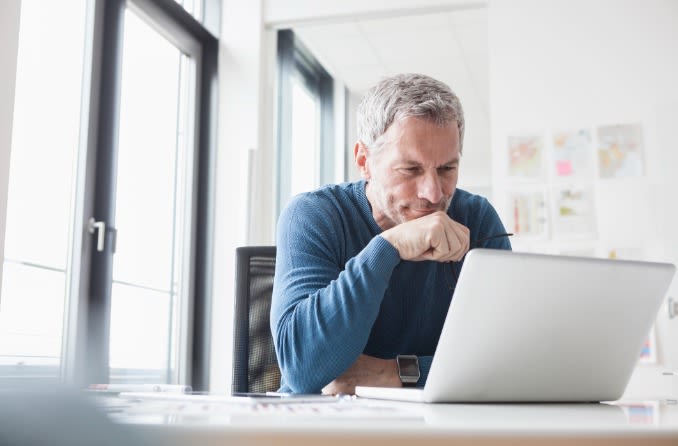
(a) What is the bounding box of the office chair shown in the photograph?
[232,246,281,394]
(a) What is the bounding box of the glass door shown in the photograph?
[110,5,198,384]
[86,1,201,385]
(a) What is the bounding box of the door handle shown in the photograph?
[88,218,106,252]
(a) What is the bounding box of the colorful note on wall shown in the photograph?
[551,185,596,238]
[508,188,548,238]
[552,129,593,178]
[508,134,544,179]
[597,123,644,178]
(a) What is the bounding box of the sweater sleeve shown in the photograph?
[270,194,401,394]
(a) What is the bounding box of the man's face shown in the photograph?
[356,116,461,230]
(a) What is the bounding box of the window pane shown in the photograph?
[0,263,65,367]
[109,283,171,381]
[109,8,195,382]
[114,9,182,290]
[290,77,320,196]
[0,1,87,375]
[3,1,86,268]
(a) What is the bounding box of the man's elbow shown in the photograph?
[277,360,327,394]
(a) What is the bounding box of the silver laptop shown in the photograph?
[355,249,676,403]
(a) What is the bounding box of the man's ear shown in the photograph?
[354,141,371,180]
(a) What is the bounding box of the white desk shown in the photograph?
[99,394,678,446]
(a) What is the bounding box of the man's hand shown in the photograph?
[321,354,401,395]
[381,211,470,262]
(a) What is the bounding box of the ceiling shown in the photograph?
[294,7,488,104]
[291,6,492,186]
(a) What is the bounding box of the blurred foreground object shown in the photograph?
[0,385,152,446]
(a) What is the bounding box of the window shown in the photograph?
[1,0,219,390]
[276,30,334,216]
[0,0,88,382]
[289,77,320,196]
[108,4,199,384]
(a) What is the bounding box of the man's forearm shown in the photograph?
[321,354,400,395]
[271,236,400,393]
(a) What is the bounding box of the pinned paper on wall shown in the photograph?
[551,185,596,238]
[552,129,593,178]
[508,188,548,238]
[597,123,644,178]
[508,134,544,179]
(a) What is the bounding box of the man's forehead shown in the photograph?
[377,115,457,139]
[380,118,457,143]
[396,153,460,165]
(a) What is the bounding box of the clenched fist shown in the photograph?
[381,211,469,262]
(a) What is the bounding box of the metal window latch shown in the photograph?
[88,218,106,252]
[669,297,677,320]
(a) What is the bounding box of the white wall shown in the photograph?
[0,0,22,295]
[344,91,362,182]
[488,0,678,398]
[211,0,270,393]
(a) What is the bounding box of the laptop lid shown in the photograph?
[357,249,675,403]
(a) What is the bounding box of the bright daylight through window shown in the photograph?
[1,1,202,386]
[109,6,197,384]
[0,1,87,379]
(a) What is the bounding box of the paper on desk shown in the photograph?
[88,384,192,394]
[117,392,337,404]
[107,392,424,421]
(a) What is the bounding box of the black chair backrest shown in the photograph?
[232,246,281,394]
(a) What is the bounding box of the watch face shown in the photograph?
[398,355,420,382]
[399,358,419,376]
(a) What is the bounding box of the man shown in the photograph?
[270,73,511,395]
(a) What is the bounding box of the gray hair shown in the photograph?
[357,73,465,153]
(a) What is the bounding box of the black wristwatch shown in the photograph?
[396,355,420,387]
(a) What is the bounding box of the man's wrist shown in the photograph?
[380,229,404,260]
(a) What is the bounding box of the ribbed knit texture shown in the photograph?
[271,181,511,393]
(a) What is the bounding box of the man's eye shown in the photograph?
[401,167,420,174]
[438,166,457,173]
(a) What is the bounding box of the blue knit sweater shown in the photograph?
[271,181,511,393]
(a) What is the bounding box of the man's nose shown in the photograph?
[418,170,443,204]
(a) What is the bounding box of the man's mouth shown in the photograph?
[410,207,438,216]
